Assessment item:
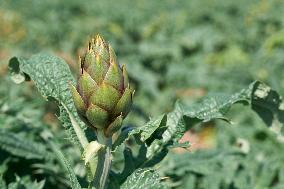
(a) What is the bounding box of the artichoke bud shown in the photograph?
[70,35,134,137]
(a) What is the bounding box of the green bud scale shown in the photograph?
[70,35,134,137]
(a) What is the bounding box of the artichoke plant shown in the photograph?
[70,35,133,137]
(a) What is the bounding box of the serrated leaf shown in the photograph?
[112,126,133,151]
[112,115,167,151]
[114,81,284,183]
[121,168,168,189]
[132,115,167,143]
[8,54,89,149]
[147,81,284,159]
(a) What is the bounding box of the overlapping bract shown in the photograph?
[70,35,133,137]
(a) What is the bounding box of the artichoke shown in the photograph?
[70,35,133,137]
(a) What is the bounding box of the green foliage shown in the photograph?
[110,81,283,187]
[0,0,284,189]
[8,54,88,149]
[8,52,284,189]
[48,140,81,189]
[0,177,6,189]
[158,122,284,189]
[121,169,168,189]
[7,175,45,189]
[0,129,48,160]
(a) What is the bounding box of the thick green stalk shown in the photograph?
[93,131,112,189]
[66,106,98,177]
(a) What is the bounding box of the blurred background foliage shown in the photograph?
[0,0,284,188]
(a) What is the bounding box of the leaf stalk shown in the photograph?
[93,130,112,189]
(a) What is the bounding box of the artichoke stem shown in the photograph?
[96,130,109,145]
[93,130,112,189]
